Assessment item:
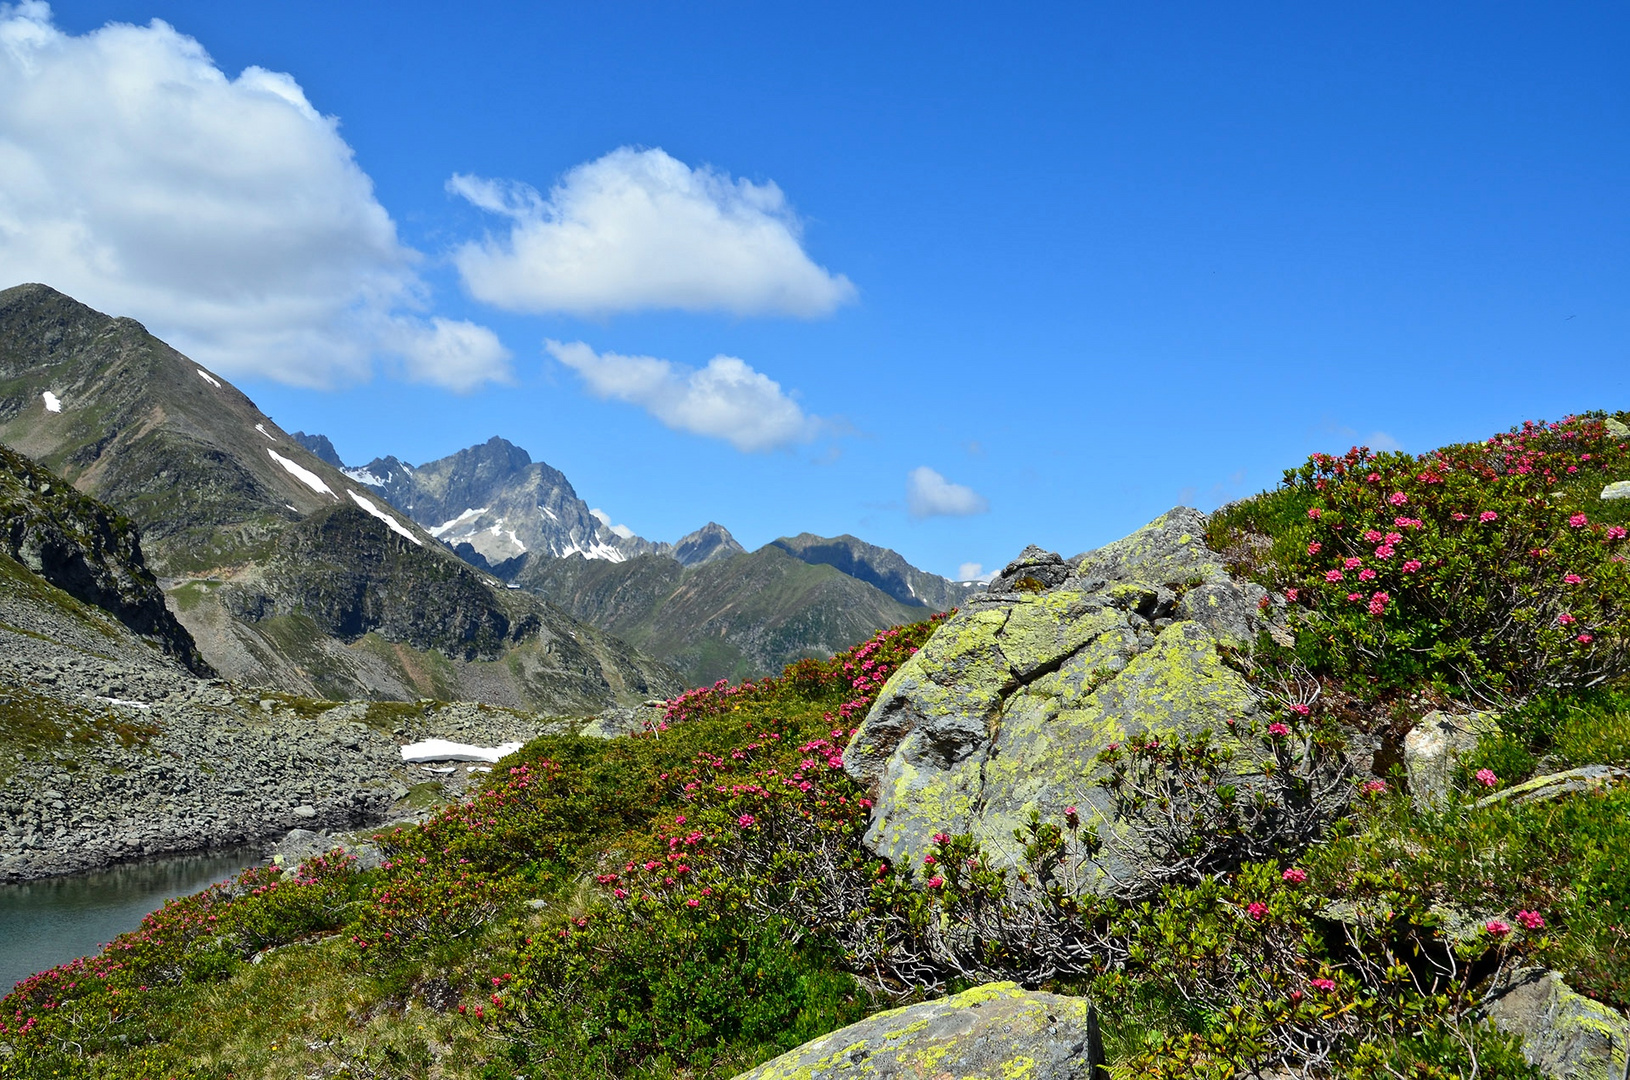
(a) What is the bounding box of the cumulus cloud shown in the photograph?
[588,509,635,539]
[450,147,856,317]
[386,318,512,392]
[546,340,823,453]
[907,467,990,520]
[0,3,505,389]
[956,562,997,583]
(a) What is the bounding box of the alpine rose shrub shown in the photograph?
[1279,416,1630,693]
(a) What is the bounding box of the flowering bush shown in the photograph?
[1262,416,1630,694]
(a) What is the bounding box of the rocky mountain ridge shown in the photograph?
[292,427,977,683]
[0,283,678,711]
[318,434,745,572]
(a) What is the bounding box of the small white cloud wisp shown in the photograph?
[547,340,824,453]
[908,467,990,520]
[0,2,506,390]
[451,147,856,317]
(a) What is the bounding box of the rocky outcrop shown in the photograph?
[1403,710,1501,807]
[1484,968,1630,1080]
[0,443,211,673]
[729,982,1103,1080]
[843,508,1273,880]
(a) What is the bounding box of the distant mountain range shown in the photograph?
[290,433,745,572]
[0,282,976,701]
[0,283,677,711]
[289,436,979,686]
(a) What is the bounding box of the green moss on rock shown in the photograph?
[729,983,1100,1080]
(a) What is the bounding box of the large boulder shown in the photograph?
[729,982,1102,1080]
[1484,968,1630,1080]
[843,508,1272,882]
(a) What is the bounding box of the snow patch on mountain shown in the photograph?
[430,507,489,537]
[342,466,389,487]
[347,490,423,545]
[196,369,221,389]
[41,391,61,412]
[255,423,276,441]
[267,448,334,497]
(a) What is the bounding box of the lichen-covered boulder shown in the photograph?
[729,982,1101,1080]
[1403,710,1501,808]
[1484,968,1630,1079]
[843,507,1272,882]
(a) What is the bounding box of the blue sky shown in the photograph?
[3,2,1626,580]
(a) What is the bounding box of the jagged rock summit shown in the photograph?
[843,507,1274,881]
[334,433,741,572]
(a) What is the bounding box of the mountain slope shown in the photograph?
[771,533,978,610]
[0,442,210,673]
[0,283,678,710]
[513,544,929,685]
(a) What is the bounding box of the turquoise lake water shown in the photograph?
[0,846,263,993]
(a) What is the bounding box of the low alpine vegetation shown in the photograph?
[6,414,1630,1080]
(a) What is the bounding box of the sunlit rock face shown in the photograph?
[843,507,1275,885]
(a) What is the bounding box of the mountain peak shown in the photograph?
[673,522,745,566]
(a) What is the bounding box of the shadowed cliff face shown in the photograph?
[0,442,211,674]
[0,284,678,710]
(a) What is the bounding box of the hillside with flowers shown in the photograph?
[5,413,1630,1079]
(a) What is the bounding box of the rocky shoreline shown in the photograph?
[0,602,652,882]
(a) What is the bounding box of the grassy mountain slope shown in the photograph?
[0,284,678,709]
[513,543,930,685]
[770,532,977,610]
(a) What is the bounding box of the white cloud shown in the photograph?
[0,3,504,390]
[908,467,990,520]
[956,562,997,583]
[1365,431,1403,453]
[387,318,512,392]
[588,509,635,540]
[546,340,823,453]
[450,147,856,317]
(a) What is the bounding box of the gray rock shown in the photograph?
[1601,481,1630,501]
[1605,418,1630,439]
[843,508,1273,883]
[580,705,662,739]
[1484,968,1630,1080]
[1404,711,1501,807]
[729,982,1102,1080]
[1474,765,1629,809]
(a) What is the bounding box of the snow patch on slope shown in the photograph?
[429,507,489,537]
[197,369,222,389]
[41,391,61,412]
[267,448,334,497]
[255,423,276,440]
[343,466,387,486]
[347,490,423,545]
[400,738,522,764]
